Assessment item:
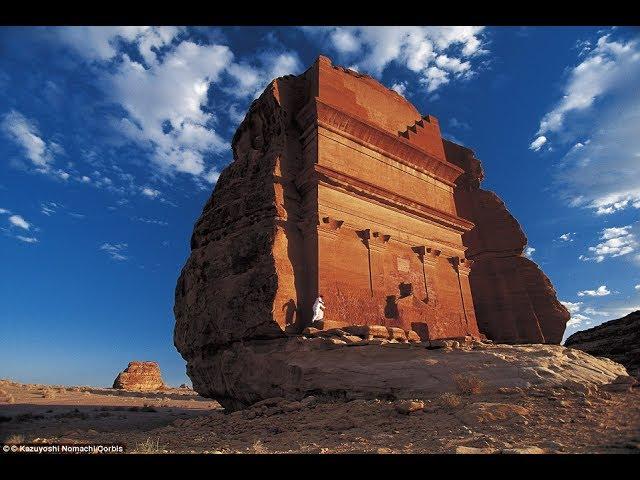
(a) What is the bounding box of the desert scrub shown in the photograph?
[250,439,268,454]
[453,373,485,395]
[134,437,164,454]
[439,392,463,409]
[4,434,25,445]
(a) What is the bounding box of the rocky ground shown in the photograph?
[1,377,639,454]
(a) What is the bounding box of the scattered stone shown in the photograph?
[301,396,317,407]
[302,327,320,336]
[457,402,529,425]
[394,399,425,414]
[406,330,421,343]
[343,325,389,339]
[455,446,497,454]
[284,401,303,412]
[387,327,407,342]
[501,446,545,454]
[497,387,522,395]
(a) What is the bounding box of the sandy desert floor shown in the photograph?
[1,378,639,454]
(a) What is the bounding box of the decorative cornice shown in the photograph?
[297,98,465,187]
[315,164,475,234]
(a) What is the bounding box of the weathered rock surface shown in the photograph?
[112,361,166,391]
[187,337,628,410]
[565,310,640,379]
[448,142,569,344]
[174,55,570,398]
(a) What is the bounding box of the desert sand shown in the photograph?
[1,378,639,454]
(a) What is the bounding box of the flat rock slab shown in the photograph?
[188,337,629,410]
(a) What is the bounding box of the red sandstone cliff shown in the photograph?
[444,140,569,343]
[174,57,569,400]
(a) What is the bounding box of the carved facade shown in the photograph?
[174,55,568,365]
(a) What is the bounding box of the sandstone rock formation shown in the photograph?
[187,336,627,410]
[446,141,569,343]
[174,55,570,401]
[565,310,640,379]
[113,361,166,391]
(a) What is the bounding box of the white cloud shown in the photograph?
[1,110,56,169]
[99,242,128,261]
[391,81,408,96]
[560,300,583,314]
[533,32,640,216]
[579,225,638,263]
[303,26,487,94]
[225,51,303,99]
[16,235,38,243]
[141,187,161,199]
[108,41,232,177]
[635,284,640,290]
[529,135,547,152]
[450,118,470,130]
[584,307,610,316]
[536,34,639,137]
[558,232,576,242]
[0,208,10,214]
[56,26,179,63]
[567,313,591,327]
[8,215,30,230]
[41,201,59,216]
[54,27,303,183]
[524,246,536,258]
[203,168,220,185]
[329,29,361,54]
[577,285,611,297]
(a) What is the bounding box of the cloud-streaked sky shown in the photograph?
[1,26,638,387]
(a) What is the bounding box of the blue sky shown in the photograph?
[1,26,638,387]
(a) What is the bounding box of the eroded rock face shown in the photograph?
[189,337,627,410]
[174,55,570,401]
[113,361,166,391]
[446,141,569,343]
[565,311,640,379]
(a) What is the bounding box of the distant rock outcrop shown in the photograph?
[113,361,166,391]
[565,310,640,379]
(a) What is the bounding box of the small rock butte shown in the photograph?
[113,361,166,391]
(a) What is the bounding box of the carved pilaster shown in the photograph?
[412,245,440,305]
[296,217,317,237]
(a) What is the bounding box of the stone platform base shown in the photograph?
[186,336,631,410]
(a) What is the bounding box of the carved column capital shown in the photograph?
[369,231,391,252]
[356,228,371,248]
[318,216,344,241]
[449,256,473,275]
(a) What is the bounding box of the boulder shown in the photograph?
[112,361,166,391]
[186,337,627,410]
[394,399,424,414]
